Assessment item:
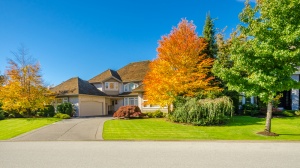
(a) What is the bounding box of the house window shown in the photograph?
[124,83,138,92]
[124,97,138,106]
[143,100,161,108]
[56,98,63,104]
[105,82,118,91]
[63,97,68,103]
[56,97,68,104]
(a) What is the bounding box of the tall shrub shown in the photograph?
[39,105,55,117]
[57,103,73,117]
[170,96,233,125]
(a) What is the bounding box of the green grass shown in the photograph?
[103,116,300,140]
[0,118,61,140]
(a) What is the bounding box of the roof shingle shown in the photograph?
[117,61,150,83]
[51,77,106,96]
[89,69,121,83]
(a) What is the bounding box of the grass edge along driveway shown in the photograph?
[0,118,61,140]
[103,116,300,140]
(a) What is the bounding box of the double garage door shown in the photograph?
[80,101,104,116]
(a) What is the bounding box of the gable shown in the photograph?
[89,69,121,83]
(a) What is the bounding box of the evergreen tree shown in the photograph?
[202,13,217,58]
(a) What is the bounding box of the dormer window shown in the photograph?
[124,83,138,92]
[105,82,118,91]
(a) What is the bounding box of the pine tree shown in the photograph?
[202,13,217,58]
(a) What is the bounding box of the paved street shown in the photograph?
[10,117,112,141]
[1,141,300,168]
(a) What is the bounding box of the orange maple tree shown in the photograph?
[144,19,219,108]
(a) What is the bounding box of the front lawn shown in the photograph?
[0,118,61,140]
[103,116,300,140]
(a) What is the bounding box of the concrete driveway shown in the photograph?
[10,117,112,141]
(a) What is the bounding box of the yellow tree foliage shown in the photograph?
[144,19,220,107]
[0,60,53,115]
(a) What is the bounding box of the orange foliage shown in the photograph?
[144,19,220,107]
[0,60,53,114]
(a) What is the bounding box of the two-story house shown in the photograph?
[51,61,166,117]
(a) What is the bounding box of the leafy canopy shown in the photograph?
[0,46,53,115]
[144,19,219,107]
[213,0,300,103]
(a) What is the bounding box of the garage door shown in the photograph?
[80,101,103,116]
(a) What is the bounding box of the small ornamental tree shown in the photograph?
[144,19,220,110]
[113,105,143,118]
[213,0,300,135]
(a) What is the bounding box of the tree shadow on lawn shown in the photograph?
[226,116,265,127]
[277,133,300,136]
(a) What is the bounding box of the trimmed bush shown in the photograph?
[40,105,55,117]
[54,113,71,119]
[242,103,259,116]
[113,105,144,118]
[0,111,4,120]
[57,103,74,116]
[282,110,295,117]
[144,110,164,118]
[0,102,6,120]
[295,110,300,116]
[170,96,234,126]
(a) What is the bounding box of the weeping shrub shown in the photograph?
[170,96,234,126]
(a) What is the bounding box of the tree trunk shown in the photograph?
[265,101,273,132]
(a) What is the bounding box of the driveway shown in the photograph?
[10,117,112,141]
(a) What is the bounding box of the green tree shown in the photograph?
[214,32,241,113]
[202,13,217,58]
[213,0,300,135]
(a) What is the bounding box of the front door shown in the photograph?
[278,90,291,110]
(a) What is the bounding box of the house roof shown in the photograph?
[118,92,139,96]
[88,61,150,83]
[117,60,150,82]
[132,84,144,92]
[89,69,121,83]
[51,77,106,96]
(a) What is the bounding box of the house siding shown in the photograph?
[115,99,123,111]
[93,83,103,91]
[69,96,79,116]
[291,74,299,110]
[103,78,120,95]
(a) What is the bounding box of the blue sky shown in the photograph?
[0,0,252,86]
